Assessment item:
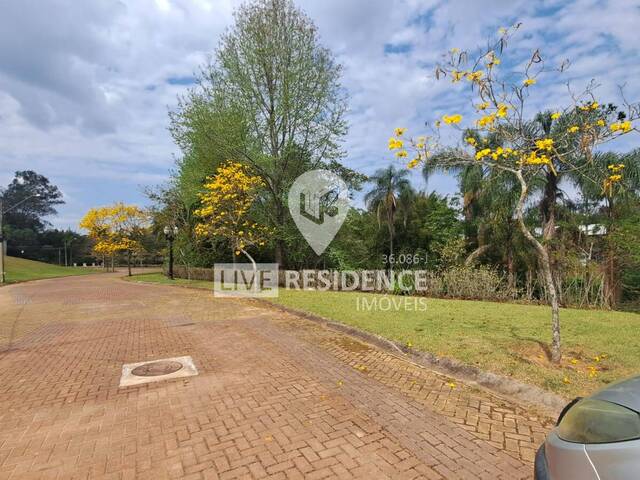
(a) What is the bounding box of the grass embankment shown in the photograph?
[3,256,99,284]
[127,272,640,398]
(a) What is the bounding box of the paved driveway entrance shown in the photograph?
[0,274,551,479]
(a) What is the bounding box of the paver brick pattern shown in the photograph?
[0,274,552,479]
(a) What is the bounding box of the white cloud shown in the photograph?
[0,0,638,228]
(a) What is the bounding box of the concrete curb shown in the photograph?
[252,298,567,418]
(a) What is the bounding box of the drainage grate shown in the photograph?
[119,356,198,387]
[131,360,183,377]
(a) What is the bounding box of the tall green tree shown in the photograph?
[575,149,640,305]
[169,0,351,266]
[1,171,64,233]
[365,166,414,261]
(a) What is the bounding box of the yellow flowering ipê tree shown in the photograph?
[388,25,639,363]
[80,204,149,275]
[80,206,116,271]
[194,161,270,271]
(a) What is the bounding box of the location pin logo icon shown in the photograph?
[288,170,350,255]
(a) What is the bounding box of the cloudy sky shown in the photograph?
[1,0,639,229]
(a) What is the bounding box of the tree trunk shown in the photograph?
[541,170,558,241]
[127,251,132,277]
[241,248,258,294]
[274,201,286,268]
[506,246,515,291]
[275,241,284,268]
[515,170,562,363]
[465,244,491,266]
[387,209,394,272]
[603,198,622,308]
[603,248,622,308]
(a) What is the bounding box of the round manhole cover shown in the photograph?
[131,360,183,377]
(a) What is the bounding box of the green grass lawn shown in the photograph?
[127,272,640,398]
[3,256,100,284]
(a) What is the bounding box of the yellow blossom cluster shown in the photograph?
[522,150,551,166]
[450,70,483,83]
[389,129,431,168]
[388,137,404,150]
[194,161,269,253]
[610,121,632,133]
[476,113,496,128]
[474,146,518,161]
[535,138,554,151]
[579,102,599,111]
[442,114,462,125]
[603,164,625,196]
[389,128,408,158]
[80,203,148,258]
[523,78,536,86]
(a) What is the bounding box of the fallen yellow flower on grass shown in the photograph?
[447,382,456,389]
[563,377,571,384]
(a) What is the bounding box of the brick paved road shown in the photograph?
[0,274,552,479]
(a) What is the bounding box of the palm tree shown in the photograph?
[423,129,511,267]
[365,166,414,261]
[574,149,640,306]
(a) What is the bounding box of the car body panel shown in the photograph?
[544,431,599,480]
[586,437,640,479]
[537,374,640,479]
[591,375,640,413]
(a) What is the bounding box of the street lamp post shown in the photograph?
[0,193,40,284]
[163,226,178,280]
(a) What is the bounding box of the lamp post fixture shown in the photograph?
[0,193,40,284]
[163,225,178,280]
